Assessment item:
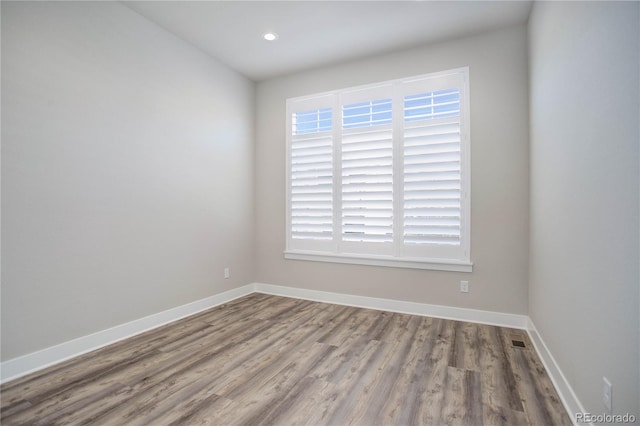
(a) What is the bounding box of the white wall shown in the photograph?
[1,1,255,361]
[528,1,639,418]
[255,25,530,314]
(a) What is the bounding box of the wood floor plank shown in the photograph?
[320,339,392,425]
[414,333,451,425]
[0,293,277,411]
[25,317,273,425]
[259,375,333,426]
[81,321,293,422]
[336,316,421,425]
[448,320,482,371]
[225,343,336,426]
[1,294,572,425]
[316,306,379,347]
[506,335,573,426]
[205,308,343,396]
[163,395,236,426]
[439,367,484,426]
[85,300,339,424]
[476,324,529,426]
[0,318,211,409]
[376,318,436,425]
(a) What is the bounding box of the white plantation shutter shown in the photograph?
[290,132,333,240]
[341,126,394,245]
[339,90,394,254]
[403,120,461,244]
[286,68,471,270]
[403,91,462,245]
[400,74,468,261]
[287,99,334,251]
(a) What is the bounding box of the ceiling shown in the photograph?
[124,1,533,81]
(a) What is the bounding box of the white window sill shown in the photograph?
[283,250,473,273]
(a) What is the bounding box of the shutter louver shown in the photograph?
[403,89,462,246]
[290,108,333,241]
[341,99,393,243]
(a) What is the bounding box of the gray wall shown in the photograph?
[255,25,530,314]
[6,3,637,419]
[1,1,255,361]
[528,1,639,418]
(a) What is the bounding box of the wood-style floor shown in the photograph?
[1,293,571,425]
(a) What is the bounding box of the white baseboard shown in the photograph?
[526,317,587,426]
[0,280,584,426]
[253,282,528,329]
[0,284,254,383]
[0,282,529,384]
[255,282,583,424]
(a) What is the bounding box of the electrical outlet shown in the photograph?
[224,267,230,279]
[603,377,612,414]
[460,280,469,293]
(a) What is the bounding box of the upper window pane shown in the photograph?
[343,98,392,129]
[293,108,333,135]
[404,89,460,122]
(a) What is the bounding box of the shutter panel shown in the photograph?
[290,108,333,241]
[403,89,462,246]
[341,98,393,243]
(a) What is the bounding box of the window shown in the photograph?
[285,68,471,272]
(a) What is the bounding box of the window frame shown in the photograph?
[285,67,472,272]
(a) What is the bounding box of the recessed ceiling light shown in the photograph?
[263,32,278,41]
